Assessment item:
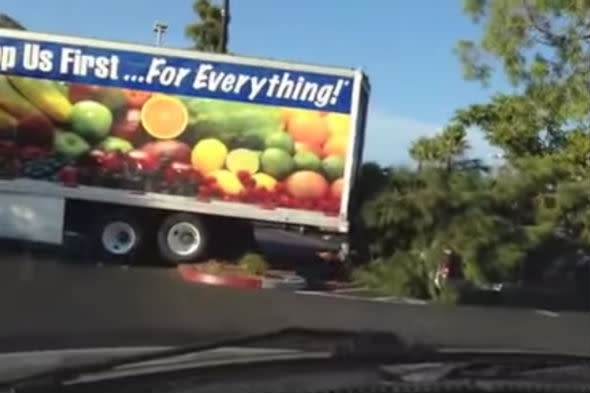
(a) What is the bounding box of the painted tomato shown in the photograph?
[122,89,152,108]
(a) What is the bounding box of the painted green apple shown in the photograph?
[70,100,113,142]
[322,155,345,181]
[94,87,127,114]
[100,136,133,153]
[54,131,90,158]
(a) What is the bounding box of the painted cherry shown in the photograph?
[127,150,158,172]
[164,161,192,183]
[58,165,79,187]
[18,146,47,161]
[0,141,16,158]
[101,151,124,172]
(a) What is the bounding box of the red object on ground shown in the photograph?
[177,265,262,289]
[177,265,307,290]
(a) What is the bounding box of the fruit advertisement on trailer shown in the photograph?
[0,30,361,227]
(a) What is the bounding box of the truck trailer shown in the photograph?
[0,28,369,264]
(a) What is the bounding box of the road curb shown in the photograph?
[177,265,307,291]
[261,270,307,290]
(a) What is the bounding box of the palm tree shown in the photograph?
[438,124,469,171]
[410,137,438,171]
[185,0,225,52]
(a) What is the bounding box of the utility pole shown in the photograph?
[153,21,168,47]
[218,0,230,53]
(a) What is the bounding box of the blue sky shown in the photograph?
[3,0,508,164]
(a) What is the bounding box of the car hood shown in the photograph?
[0,346,328,382]
[1,343,588,388]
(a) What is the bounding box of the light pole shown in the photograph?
[218,0,230,53]
[153,21,168,47]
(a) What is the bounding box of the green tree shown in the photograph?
[0,14,25,29]
[185,0,226,52]
[355,161,520,297]
[454,0,589,155]
[353,0,589,301]
[409,137,438,171]
[409,125,469,171]
[453,0,589,248]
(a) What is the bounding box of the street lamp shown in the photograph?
[153,21,168,47]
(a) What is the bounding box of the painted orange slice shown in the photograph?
[140,95,188,140]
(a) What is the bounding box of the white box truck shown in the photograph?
[0,29,369,264]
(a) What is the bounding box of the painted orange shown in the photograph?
[140,95,188,139]
[286,112,330,148]
[294,141,324,158]
[280,107,297,128]
[322,135,348,157]
[331,178,344,200]
[285,170,329,200]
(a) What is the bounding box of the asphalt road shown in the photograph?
[0,250,588,356]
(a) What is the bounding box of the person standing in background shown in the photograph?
[434,248,465,291]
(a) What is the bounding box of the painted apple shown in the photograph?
[16,114,55,147]
[68,84,102,103]
[164,161,192,183]
[127,149,159,172]
[100,151,124,172]
[111,109,142,142]
[140,140,191,163]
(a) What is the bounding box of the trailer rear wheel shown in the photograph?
[157,213,209,264]
[96,212,143,260]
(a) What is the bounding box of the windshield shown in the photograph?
[0,0,588,383]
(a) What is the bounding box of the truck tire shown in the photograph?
[95,212,143,260]
[157,213,209,264]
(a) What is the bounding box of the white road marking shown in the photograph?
[373,296,402,302]
[295,291,361,300]
[374,296,429,305]
[331,287,369,293]
[295,290,429,305]
[535,309,560,317]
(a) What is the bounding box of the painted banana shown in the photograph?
[0,75,44,119]
[0,107,17,133]
[8,75,73,123]
[53,81,68,97]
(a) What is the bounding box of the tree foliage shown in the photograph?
[185,0,226,52]
[0,14,25,30]
[354,0,589,301]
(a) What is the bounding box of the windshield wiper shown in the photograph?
[2,327,588,392]
[0,326,426,391]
